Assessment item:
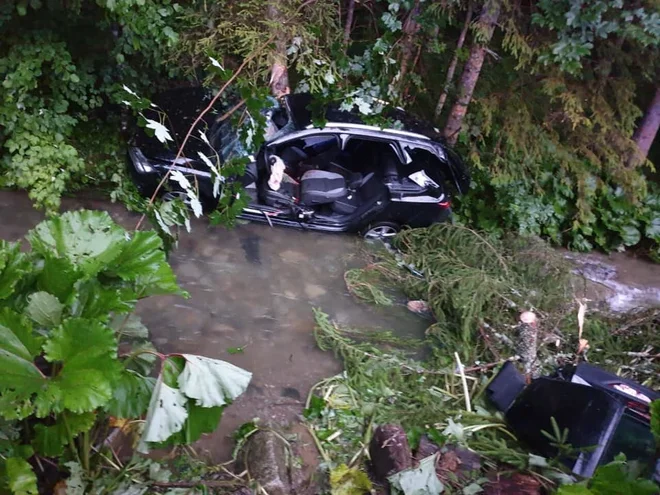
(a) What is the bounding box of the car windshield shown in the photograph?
[207,98,283,162]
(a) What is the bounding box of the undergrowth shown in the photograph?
[306,224,659,493]
[344,224,659,387]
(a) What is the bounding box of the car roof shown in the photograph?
[268,125,432,147]
[282,93,445,142]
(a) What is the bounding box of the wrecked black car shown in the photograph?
[487,361,660,480]
[127,88,469,239]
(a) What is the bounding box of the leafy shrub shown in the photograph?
[456,168,660,257]
[0,0,186,212]
[0,210,251,493]
[556,454,659,494]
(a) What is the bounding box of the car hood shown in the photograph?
[134,87,224,161]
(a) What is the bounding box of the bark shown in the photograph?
[267,1,291,98]
[443,0,501,146]
[343,0,356,45]
[631,86,660,165]
[399,0,422,87]
[434,0,473,120]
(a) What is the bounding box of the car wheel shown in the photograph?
[362,222,400,241]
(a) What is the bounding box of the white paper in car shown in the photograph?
[408,170,439,189]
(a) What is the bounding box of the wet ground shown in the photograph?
[0,191,428,461]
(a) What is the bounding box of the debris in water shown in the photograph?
[407,300,430,315]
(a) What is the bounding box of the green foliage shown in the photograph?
[457,171,660,254]
[4,457,37,495]
[330,464,373,495]
[0,0,188,211]
[345,225,660,386]
[533,0,660,74]
[557,455,659,495]
[651,400,660,443]
[344,267,394,306]
[0,210,251,494]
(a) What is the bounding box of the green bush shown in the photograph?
[0,0,186,212]
[0,210,251,493]
[456,168,660,257]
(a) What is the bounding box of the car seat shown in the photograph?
[299,170,347,206]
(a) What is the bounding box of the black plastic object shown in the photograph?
[485,361,526,412]
[487,362,660,479]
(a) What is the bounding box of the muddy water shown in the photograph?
[568,251,660,312]
[0,191,427,460]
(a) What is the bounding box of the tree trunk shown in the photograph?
[399,0,422,87]
[631,86,660,165]
[343,0,356,45]
[434,0,473,120]
[267,1,290,98]
[443,0,501,146]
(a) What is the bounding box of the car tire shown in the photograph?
[362,222,400,241]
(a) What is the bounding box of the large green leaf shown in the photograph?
[32,412,95,457]
[646,217,660,240]
[109,232,168,279]
[619,225,641,246]
[41,319,121,414]
[123,340,158,375]
[5,457,38,495]
[0,241,31,301]
[36,256,81,303]
[0,308,43,360]
[25,292,63,327]
[183,404,224,444]
[162,356,185,387]
[135,263,187,298]
[27,210,126,276]
[109,313,148,339]
[0,389,35,421]
[589,460,658,495]
[152,403,224,449]
[110,231,185,297]
[106,370,155,419]
[70,279,136,319]
[0,310,45,397]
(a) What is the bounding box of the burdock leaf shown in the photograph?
[27,210,126,276]
[137,375,188,453]
[177,354,252,408]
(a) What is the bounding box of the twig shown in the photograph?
[463,358,516,373]
[455,352,472,412]
[305,424,330,464]
[479,324,501,360]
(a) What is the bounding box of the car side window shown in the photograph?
[400,147,447,186]
[342,137,401,176]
